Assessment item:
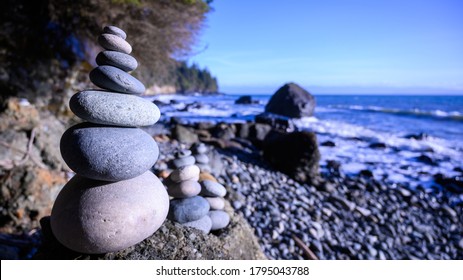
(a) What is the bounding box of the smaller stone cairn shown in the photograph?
[166,149,212,233]
[192,143,212,173]
[200,180,230,231]
[50,26,169,254]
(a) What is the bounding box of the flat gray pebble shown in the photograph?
[194,153,209,164]
[90,65,145,95]
[182,215,212,234]
[60,122,158,181]
[50,171,169,254]
[170,165,200,183]
[168,196,210,223]
[96,51,137,72]
[200,180,226,197]
[173,155,195,169]
[208,210,230,231]
[205,197,225,210]
[167,180,201,198]
[70,90,160,127]
[103,26,127,39]
[98,34,132,54]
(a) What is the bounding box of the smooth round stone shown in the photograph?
[90,66,145,95]
[182,215,212,234]
[200,180,226,197]
[167,180,201,198]
[70,90,160,127]
[195,143,207,154]
[173,155,195,169]
[98,34,132,54]
[96,51,138,72]
[168,196,210,223]
[197,164,212,173]
[170,165,200,183]
[175,149,192,158]
[50,171,169,254]
[103,26,127,39]
[208,210,230,231]
[60,123,158,181]
[194,153,209,164]
[205,197,225,210]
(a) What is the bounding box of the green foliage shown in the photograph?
[174,61,218,94]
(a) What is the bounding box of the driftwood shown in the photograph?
[292,235,319,260]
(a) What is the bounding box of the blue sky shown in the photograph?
[189,0,463,94]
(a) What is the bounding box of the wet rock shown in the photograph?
[265,83,316,118]
[172,124,199,144]
[321,141,336,147]
[369,142,387,149]
[235,95,253,104]
[263,130,320,184]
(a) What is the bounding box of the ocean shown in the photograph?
[151,94,463,188]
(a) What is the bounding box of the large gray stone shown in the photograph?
[70,90,160,127]
[167,180,201,198]
[50,171,169,254]
[265,82,316,118]
[98,34,132,54]
[89,66,145,95]
[60,123,158,181]
[200,180,226,197]
[182,215,212,234]
[103,26,127,39]
[168,196,210,223]
[96,51,138,72]
[194,153,209,164]
[208,210,230,231]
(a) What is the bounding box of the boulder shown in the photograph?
[264,83,315,118]
[235,95,253,104]
[35,210,266,260]
[172,124,198,144]
[263,130,320,184]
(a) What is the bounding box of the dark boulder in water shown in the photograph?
[263,130,320,184]
[264,83,316,118]
[416,154,437,166]
[321,140,336,147]
[369,142,387,149]
[235,95,253,104]
[434,173,463,193]
[404,133,429,140]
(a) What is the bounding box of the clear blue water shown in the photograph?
[153,94,463,187]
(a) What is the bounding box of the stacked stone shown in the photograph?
[192,143,212,173]
[200,180,230,231]
[166,149,212,234]
[50,26,169,254]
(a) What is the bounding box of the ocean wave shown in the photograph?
[331,105,463,121]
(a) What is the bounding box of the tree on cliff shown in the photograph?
[0,0,217,105]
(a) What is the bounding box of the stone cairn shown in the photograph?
[192,143,212,173]
[50,26,169,254]
[166,149,212,233]
[166,147,230,233]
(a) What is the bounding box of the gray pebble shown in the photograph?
[167,180,201,198]
[60,123,158,181]
[70,90,160,127]
[175,149,192,158]
[205,197,225,210]
[193,143,207,154]
[232,201,243,209]
[173,155,195,169]
[182,215,212,234]
[200,180,226,197]
[103,26,127,39]
[208,210,230,231]
[194,153,209,164]
[170,165,200,183]
[90,66,145,95]
[96,51,137,72]
[168,196,210,223]
[98,33,132,54]
[197,164,212,173]
[50,171,169,254]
